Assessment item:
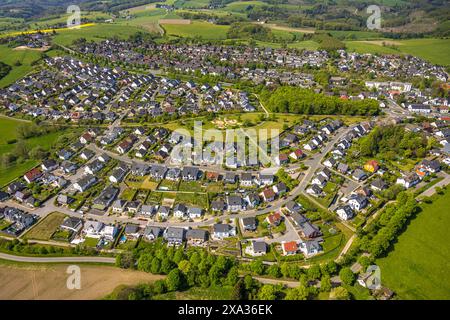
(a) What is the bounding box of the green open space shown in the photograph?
[345,38,450,66]
[376,188,450,300]
[0,45,43,88]
[22,212,66,241]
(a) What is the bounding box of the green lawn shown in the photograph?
[174,192,208,208]
[0,45,43,88]
[377,188,450,299]
[22,212,66,241]
[178,180,204,192]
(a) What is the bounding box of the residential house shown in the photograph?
[282,241,299,256]
[143,226,163,241]
[241,217,257,232]
[336,205,354,220]
[245,192,260,208]
[246,241,267,257]
[60,217,83,233]
[109,165,128,183]
[337,163,349,174]
[57,194,74,206]
[289,149,304,160]
[84,160,104,175]
[124,224,141,239]
[41,159,58,172]
[211,199,226,212]
[111,199,127,214]
[83,221,104,238]
[164,227,185,246]
[323,158,337,168]
[73,175,97,192]
[92,185,119,210]
[371,179,388,192]
[299,240,322,257]
[266,212,282,226]
[273,182,287,195]
[80,149,95,161]
[240,172,253,187]
[149,165,167,180]
[352,169,368,181]
[157,206,171,219]
[212,224,236,239]
[173,204,187,219]
[126,201,141,215]
[299,221,321,238]
[186,229,208,244]
[396,173,420,189]
[258,174,274,186]
[348,195,368,211]
[227,195,244,212]
[187,207,203,219]
[261,188,276,202]
[23,168,42,184]
[182,166,200,181]
[307,184,323,197]
[312,175,327,187]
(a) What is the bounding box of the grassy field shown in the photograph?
[163,21,230,40]
[0,45,43,88]
[52,23,147,46]
[377,188,450,300]
[0,117,78,186]
[345,38,450,66]
[23,212,66,241]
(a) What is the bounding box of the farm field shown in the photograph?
[23,212,67,241]
[52,23,146,46]
[162,21,230,40]
[0,45,43,88]
[345,38,450,66]
[377,188,450,300]
[0,263,165,300]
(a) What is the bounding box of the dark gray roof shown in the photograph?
[252,241,267,253]
[165,227,185,240]
[125,224,140,234]
[213,223,231,233]
[186,229,208,240]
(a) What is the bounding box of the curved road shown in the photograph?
[0,252,115,264]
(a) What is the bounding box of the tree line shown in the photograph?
[260,87,380,116]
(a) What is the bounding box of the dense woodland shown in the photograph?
[260,87,380,116]
[357,125,429,160]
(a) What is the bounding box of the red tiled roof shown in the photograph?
[282,241,298,252]
[267,212,281,224]
[24,168,42,181]
[263,188,275,198]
